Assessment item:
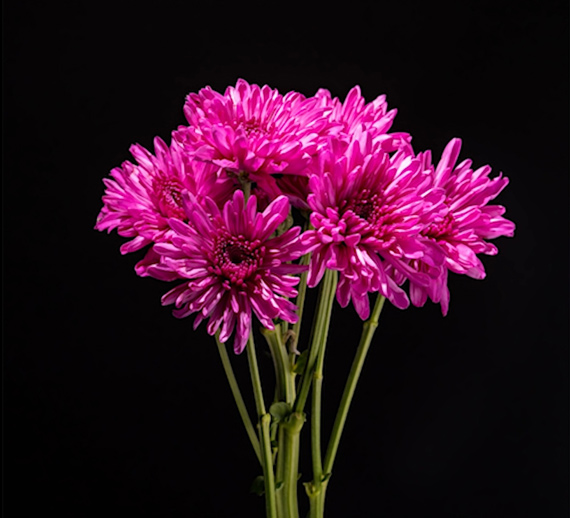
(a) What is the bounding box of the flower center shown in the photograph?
[238,118,270,139]
[343,190,382,225]
[154,178,186,219]
[225,243,250,264]
[212,233,265,285]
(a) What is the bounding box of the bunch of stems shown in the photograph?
[215,261,386,518]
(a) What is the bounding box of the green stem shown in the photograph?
[246,332,277,518]
[293,269,337,415]
[241,177,252,200]
[293,269,336,518]
[289,251,311,357]
[214,333,261,464]
[264,326,300,518]
[275,424,287,517]
[263,328,295,405]
[317,294,387,515]
[276,413,304,518]
[246,331,266,416]
[266,326,305,518]
[261,414,277,518]
[309,270,337,492]
[308,490,324,518]
[284,427,300,517]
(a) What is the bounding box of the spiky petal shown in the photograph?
[409,138,515,315]
[173,79,332,203]
[95,137,231,250]
[145,190,308,354]
[314,85,411,151]
[302,131,446,318]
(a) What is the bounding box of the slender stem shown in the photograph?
[315,294,386,515]
[263,328,295,405]
[264,328,298,518]
[247,331,266,416]
[275,424,287,517]
[267,329,286,404]
[310,270,337,491]
[241,178,252,200]
[289,251,311,357]
[260,414,277,518]
[293,269,337,415]
[246,332,277,518]
[294,270,337,517]
[271,415,279,464]
[214,333,262,464]
[323,294,386,475]
[266,327,305,518]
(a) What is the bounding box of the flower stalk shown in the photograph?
[309,270,337,492]
[294,269,338,415]
[312,294,387,516]
[263,328,296,405]
[264,327,301,518]
[289,248,311,357]
[275,412,304,518]
[246,332,277,518]
[215,332,262,464]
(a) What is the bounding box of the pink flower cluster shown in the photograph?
[96,79,515,352]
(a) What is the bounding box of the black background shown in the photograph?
[4,1,568,517]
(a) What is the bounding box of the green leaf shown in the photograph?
[250,475,265,496]
[292,349,308,374]
[269,401,291,423]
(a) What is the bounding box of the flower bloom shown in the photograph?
[95,80,516,327]
[95,137,232,251]
[274,86,412,210]
[408,138,516,314]
[173,79,333,204]
[302,131,446,319]
[144,190,307,353]
[314,85,411,151]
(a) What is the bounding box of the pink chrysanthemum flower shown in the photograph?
[144,190,307,354]
[408,138,515,315]
[275,86,412,211]
[95,137,231,253]
[302,132,446,318]
[173,79,333,203]
[314,86,411,152]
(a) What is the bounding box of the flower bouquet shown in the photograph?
[95,79,514,517]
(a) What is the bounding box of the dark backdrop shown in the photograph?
[4,1,568,517]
